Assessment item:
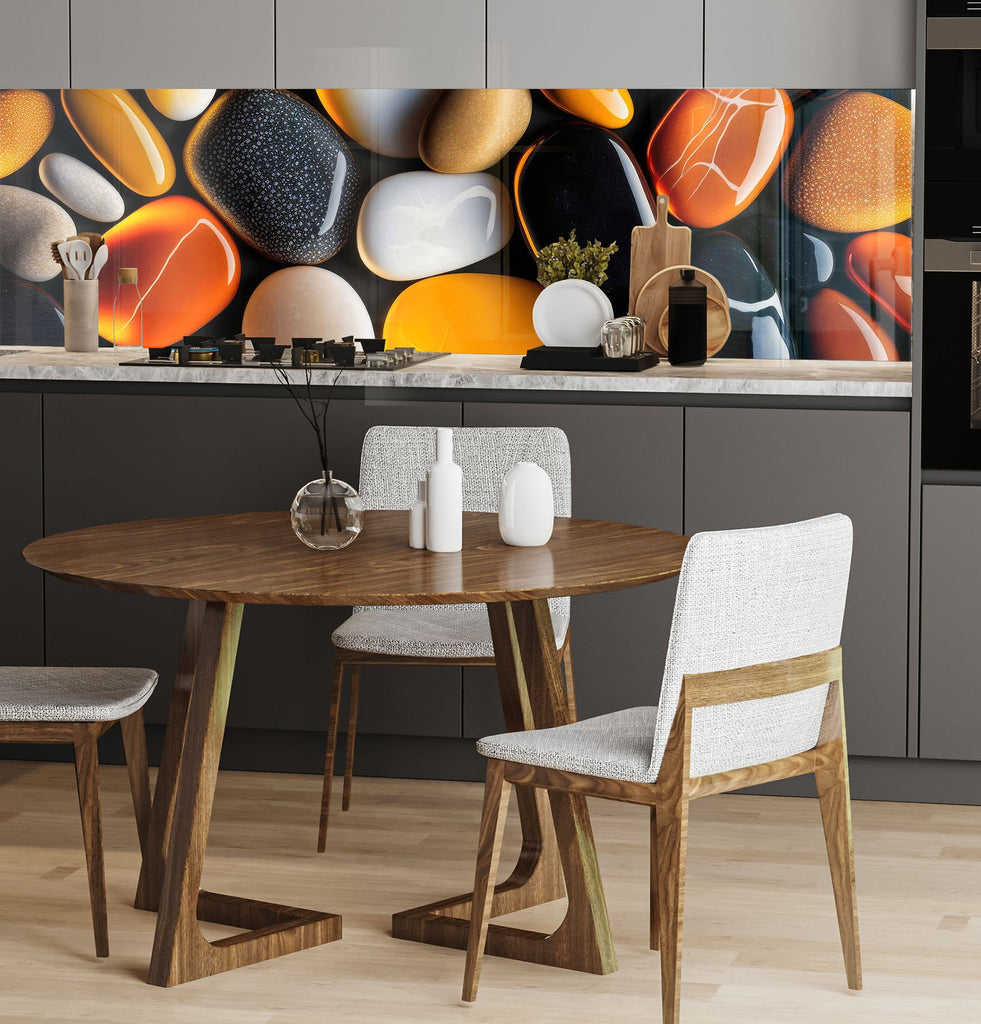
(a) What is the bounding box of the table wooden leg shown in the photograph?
[145,600,340,987]
[391,599,617,976]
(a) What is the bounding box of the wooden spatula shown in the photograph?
[628,194,692,315]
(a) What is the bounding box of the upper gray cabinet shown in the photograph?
[69,0,275,87]
[276,0,485,88]
[0,0,70,87]
[704,0,916,88]
[487,0,702,88]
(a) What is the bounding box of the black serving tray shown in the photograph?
[520,345,659,372]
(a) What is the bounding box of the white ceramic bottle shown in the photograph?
[409,478,427,549]
[499,462,554,546]
[425,428,462,552]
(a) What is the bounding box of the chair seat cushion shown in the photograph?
[477,706,658,784]
[332,599,570,660]
[0,666,159,723]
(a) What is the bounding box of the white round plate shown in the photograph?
[532,279,615,348]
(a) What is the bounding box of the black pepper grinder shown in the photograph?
[667,268,707,366]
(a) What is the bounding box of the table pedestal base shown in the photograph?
[137,600,342,987]
[393,600,618,977]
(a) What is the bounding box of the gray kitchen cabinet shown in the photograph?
[704,0,916,88]
[0,0,70,87]
[684,407,910,758]
[276,0,485,88]
[0,394,43,665]
[919,486,981,761]
[487,0,703,88]
[461,402,684,738]
[70,0,275,87]
[42,392,462,739]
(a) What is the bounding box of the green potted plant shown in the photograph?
[531,230,619,348]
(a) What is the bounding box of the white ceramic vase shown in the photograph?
[499,462,554,547]
[426,428,462,552]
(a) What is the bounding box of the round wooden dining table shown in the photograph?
[24,510,688,987]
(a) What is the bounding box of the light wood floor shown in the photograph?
[0,760,979,1024]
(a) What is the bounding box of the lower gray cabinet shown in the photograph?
[42,392,462,740]
[684,407,910,757]
[461,402,684,738]
[0,394,43,664]
[920,486,981,761]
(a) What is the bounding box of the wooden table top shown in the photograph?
[23,510,689,606]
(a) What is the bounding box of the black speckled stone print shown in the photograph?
[184,89,361,265]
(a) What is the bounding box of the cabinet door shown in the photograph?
[487,0,703,88]
[704,0,915,88]
[0,1,70,87]
[43,393,462,740]
[0,394,43,664]
[276,0,485,88]
[461,402,683,738]
[70,0,275,87]
[920,486,981,760]
[684,407,910,757]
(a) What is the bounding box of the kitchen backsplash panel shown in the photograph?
[0,88,913,360]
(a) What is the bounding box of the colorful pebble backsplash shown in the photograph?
[0,87,912,360]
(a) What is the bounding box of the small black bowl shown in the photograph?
[358,338,386,353]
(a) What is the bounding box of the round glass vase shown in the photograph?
[290,471,365,551]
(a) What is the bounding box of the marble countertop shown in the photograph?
[0,348,913,398]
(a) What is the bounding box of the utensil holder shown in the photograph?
[64,279,99,353]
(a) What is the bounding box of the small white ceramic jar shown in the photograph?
[499,462,554,546]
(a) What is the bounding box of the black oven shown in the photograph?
[922,6,981,467]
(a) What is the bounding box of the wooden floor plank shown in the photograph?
[0,760,979,1023]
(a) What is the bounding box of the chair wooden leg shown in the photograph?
[342,666,361,812]
[462,759,512,1002]
[73,723,109,958]
[560,639,577,721]
[317,660,345,854]
[650,805,660,951]
[653,796,689,1024]
[119,708,152,857]
[815,741,862,991]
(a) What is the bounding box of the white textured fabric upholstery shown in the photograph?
[0,666,158,723]
[478,515,852,783]
[333,426,573,657]
[478,706,658,780]
[333,599,570,660]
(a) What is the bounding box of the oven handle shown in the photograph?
[928,17,981,50]
[924,238,981,271]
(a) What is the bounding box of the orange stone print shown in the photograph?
[541,90,634,129]
[0,90,55,178]
[98,195,240,348]
[845,231,912,332]
[61,89,176,197]
[806,288,899,361]
[646,89,793,228]
[383,274,541,355]
[783,92,912,233]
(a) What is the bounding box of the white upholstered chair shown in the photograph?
[318,425,574,852]
[463,514,860,1024]
[0,666,157,957]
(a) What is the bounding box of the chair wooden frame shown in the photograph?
[462,646,861,1024]
[0,709,152,958]
[317,634,575,853]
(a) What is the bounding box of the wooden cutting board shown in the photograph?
[634,265,732,358]
[628,194,692,315]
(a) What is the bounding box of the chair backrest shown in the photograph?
[650,514,853,781]
[359,426,572,516]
